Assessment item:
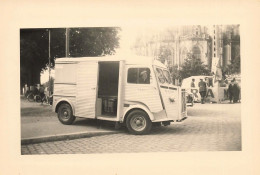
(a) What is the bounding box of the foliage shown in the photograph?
[169,65,181,80]
[222,25,240,75]
[178,53,211,80]
[227,56,241,75]
[42,77,55,93]
[20,27,120,88]
[158,46,172,64]
[20,29,50,86]
[69,27,120,57]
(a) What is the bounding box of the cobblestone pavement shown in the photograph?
[21,103,241,154]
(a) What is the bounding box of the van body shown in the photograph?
[53,55,187,134]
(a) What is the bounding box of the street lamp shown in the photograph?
[47,29,51,97]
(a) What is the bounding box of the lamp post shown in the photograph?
[66,28,70,57]
[48,29,51,96]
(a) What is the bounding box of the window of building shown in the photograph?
[127,68,150,84]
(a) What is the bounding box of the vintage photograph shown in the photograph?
[20,25,241,154]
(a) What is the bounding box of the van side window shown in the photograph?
[127,68,150,84]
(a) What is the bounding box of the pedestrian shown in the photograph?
[43,86,49,104]
[228,80,234,103]
[205,77,209,87]
[191,78,195,88]
[198,78,207,104]
[232,78,240,103]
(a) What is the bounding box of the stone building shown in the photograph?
[132,25,211,69]
[132,25,240,75]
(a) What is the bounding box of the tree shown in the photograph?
[20,27,120,93]
[69,27,120,57]
[178,53,211,80]
[229,44,240,74]
[20,29,50,91]
[42,77,54,93]
[222,25,240,75]
[169,65,181,79]
[158,46,172,64]
[227,55,240,75]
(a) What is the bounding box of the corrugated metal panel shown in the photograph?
[124,85,163,113]
[75,61,98,118]
[53,84,76,97]
[54,64,77,84]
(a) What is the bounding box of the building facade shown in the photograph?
[132,25,240,75]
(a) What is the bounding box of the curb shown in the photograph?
[21,130,120,145]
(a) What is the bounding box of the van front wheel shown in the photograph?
[57,103,75,125]
[126,110,152,135]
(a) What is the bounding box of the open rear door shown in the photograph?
[117,60,125,122]
[154,67,179,120]
[75,61,98,118]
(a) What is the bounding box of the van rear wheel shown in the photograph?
[57,103,75,125]
[126,110,152,135]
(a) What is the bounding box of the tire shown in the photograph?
[35,95,42,103]
[27,93,34,102]
[57,103,75,125]
[126,109,152,135]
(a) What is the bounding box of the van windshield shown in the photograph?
[155,67,172,84]
[163,69,172,84]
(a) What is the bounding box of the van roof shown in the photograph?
[55,55,167,68]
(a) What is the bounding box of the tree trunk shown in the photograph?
[20,84,23,95]
[27,69,33,87]
[32,66,41,85]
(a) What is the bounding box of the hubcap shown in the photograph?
[130,115,146,131]
[136,119,141,125]
[61,108,70,120]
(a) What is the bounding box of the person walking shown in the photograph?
[198,78,207,104]
[228,80,235,103]
[191,78,195,88]
[232,78,240,103]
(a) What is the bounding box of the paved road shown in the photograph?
[21,103,241,154]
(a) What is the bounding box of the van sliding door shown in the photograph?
[75,61,98,118]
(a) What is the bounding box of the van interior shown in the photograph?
[97,62,119,117]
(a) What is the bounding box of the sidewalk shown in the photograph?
[21,96,121,144]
